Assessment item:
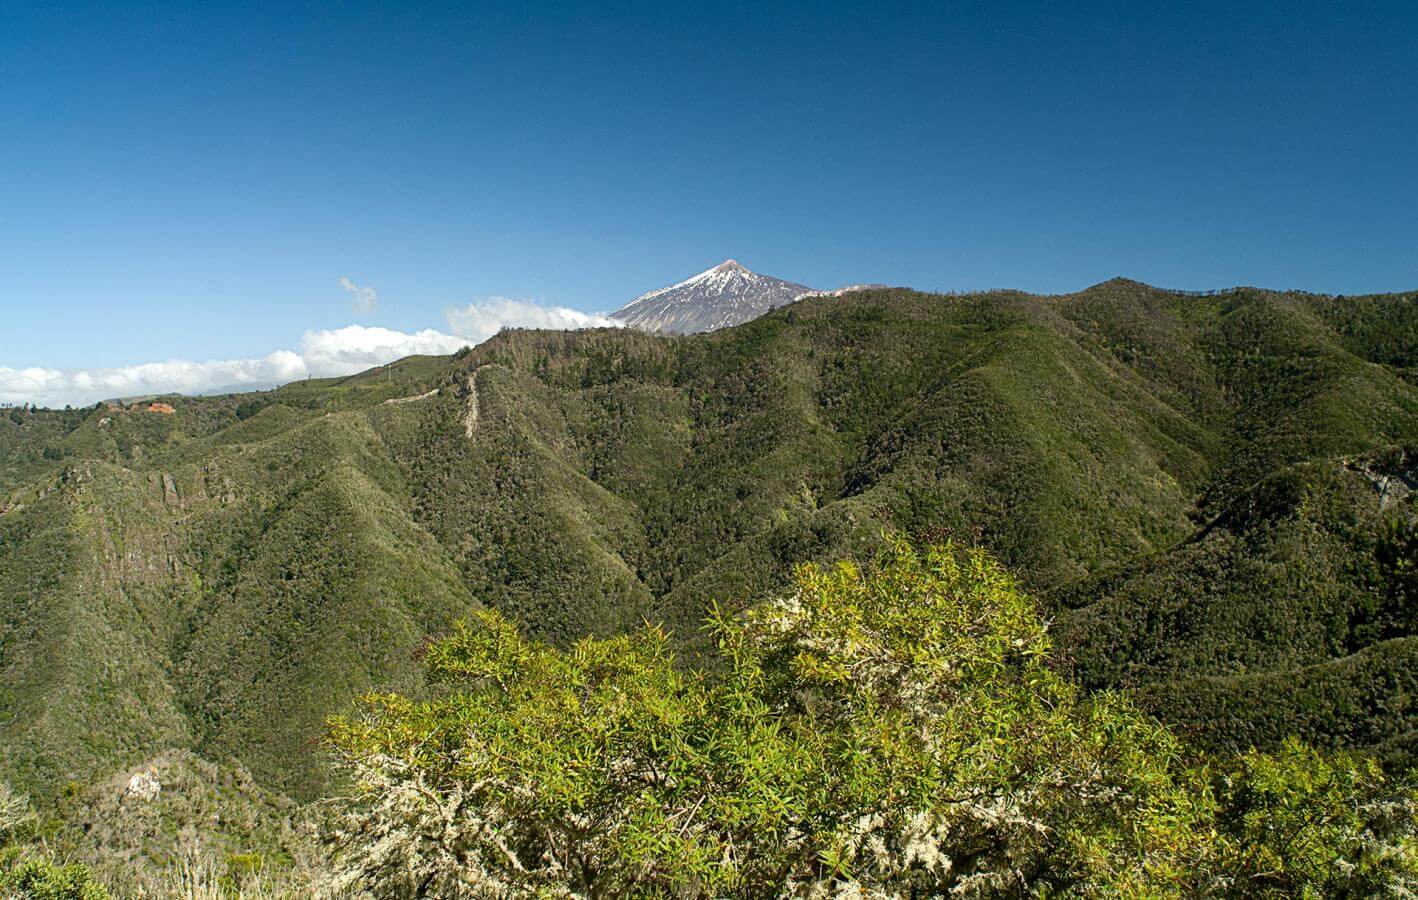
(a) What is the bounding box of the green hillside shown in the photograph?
[1,280,1414,848]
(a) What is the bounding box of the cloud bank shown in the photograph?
[1,297,622,408]
[446,296,619,340]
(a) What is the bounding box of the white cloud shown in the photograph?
[298,325,469,374]
[445,296,620,344]
[1,296,622,408]
[339,276,379,315]
[0,328,467,408]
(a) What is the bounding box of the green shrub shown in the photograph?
[1,858,108,900]
[328,539,1418,896]
[1208,739,1418,897]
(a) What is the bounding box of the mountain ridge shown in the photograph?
[1,280,1414,812]
[610,258,812,333]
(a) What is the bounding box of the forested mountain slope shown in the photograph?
[1,280,1414,812]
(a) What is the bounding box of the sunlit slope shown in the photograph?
[0,463,194,793]
[1,389,478,799]
[1056,450,1416,761]
[172,410,476,797]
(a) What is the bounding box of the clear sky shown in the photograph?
[2,0,1416,405]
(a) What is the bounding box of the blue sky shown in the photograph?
[2,0,1416,404]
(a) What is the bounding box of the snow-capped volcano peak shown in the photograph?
[611,259,813,334]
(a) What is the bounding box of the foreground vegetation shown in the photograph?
[6,539,1411,896]
[327,540,1415,898]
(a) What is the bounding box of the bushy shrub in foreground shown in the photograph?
[329,539,1416,897]
[0,783,107,900]
[0,859,108,900]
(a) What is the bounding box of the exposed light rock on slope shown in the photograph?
[382,388,439,405]
[610,259,812,333]
[462,366,491,437]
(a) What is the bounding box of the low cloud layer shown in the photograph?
[446,296,619,340]
[1,297,622,408]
